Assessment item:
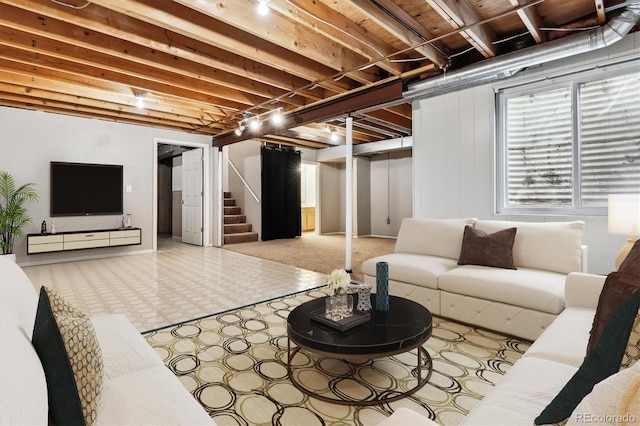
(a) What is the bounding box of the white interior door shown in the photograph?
[182,148,203,245]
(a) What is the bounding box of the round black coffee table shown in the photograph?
[286,294,433,406]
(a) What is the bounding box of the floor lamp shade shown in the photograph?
[608,194,640,269]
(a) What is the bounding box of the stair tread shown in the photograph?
[224,231,259,245]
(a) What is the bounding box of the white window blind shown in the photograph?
[505,87,573,206]
[579,73,640,206]
[498,66,640,215]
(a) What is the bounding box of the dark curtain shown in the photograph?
[261,146,302,241]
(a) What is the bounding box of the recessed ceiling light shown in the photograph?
[257,0,269,16]
[134,93,145,109]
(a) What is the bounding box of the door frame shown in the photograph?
[152,138,212,251]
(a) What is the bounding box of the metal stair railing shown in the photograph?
[227,157,260,204]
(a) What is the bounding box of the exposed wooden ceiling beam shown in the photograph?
[175,0,379,84]
[426,0,498,57]
[90,0,361,93]
[271,0,407,76]
[595,0,606,24]
[0,66,224,126]
[509,0,545,43]
[0,0,325,103]
[0,35,257,112]
[350,0,449,68]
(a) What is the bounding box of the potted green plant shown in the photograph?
[0,171,39,260]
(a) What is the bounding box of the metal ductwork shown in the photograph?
[404,2,640,101]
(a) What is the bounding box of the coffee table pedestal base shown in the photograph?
[286,339,433,406]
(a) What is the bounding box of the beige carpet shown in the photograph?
[223,233,396,283]
[145,288,530,425]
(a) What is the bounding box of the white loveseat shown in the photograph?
[362,218,587,340]
[0,255,215,425]
[381,272,640,425]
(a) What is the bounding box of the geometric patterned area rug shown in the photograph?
[144,288,531,425]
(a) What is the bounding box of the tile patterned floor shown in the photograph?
[23,238,326,332]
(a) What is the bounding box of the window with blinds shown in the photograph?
[497,66,640,215]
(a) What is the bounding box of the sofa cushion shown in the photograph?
[362,252,458,290]
[96,365,216,425]
[394,218,477,260]
[91,314,165,380]
[535,289,640,425]
[475,220,584,274]
[458,225,517,269]
[524,307,595,368]
[0,305,49,426]
[586,272,640,356]
[32,286,103,426]
[438,265,566,314]
[461,357,578,425]
[0,255,39,336]
[566,361,640,426]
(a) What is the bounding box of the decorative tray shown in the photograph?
[310,308,370,331]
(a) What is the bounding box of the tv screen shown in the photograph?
[51,162,123,216]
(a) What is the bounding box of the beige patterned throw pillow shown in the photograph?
[619,308,640,370]
[32,287,103,426]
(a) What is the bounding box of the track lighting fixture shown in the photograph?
[271,108,283,125]
[134,92,145,109]
[330,129,338,142]
[257,0,269,16]
[249,117,261,131]
[233,107,283,137]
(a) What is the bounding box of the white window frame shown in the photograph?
[496,60,640,216]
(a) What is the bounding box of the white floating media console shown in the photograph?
[27,228,141,254]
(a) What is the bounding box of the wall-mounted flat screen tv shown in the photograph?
[51,161,123,216]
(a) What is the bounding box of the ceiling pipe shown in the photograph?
[403,2,640,101]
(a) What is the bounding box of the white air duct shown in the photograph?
[404,2,640,101]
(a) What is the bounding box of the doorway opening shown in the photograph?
[301,163,318,234]
[153,138,212,251]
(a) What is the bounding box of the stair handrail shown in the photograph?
[227,157,260,204]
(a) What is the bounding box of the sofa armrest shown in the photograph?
[565,272,606,310]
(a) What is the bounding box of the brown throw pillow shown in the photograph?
[618,239,640,277]
[458,225,517,269]
[586,272,640,357]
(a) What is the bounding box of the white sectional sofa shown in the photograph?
[362,218,587,340]
[381,272,640,425]
[0,255,215,425]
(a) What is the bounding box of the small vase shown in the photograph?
[356,283,372,311]
[376,261,389,311]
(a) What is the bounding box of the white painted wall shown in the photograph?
[319,162,342,233]
[316,153,413,237]
[412,32,640,274]
[370,151,413,237]
[354,157,371,237]
[0,107,211,264]
[225,140,262,239]
[301,163,317,208]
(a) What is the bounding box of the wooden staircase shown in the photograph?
[223,191,259,244]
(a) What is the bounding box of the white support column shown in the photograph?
[345,117,353,273]
[215,146,224,247]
